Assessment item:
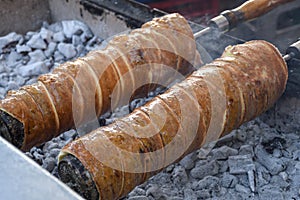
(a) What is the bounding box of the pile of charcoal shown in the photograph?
[0,20,102,98]
[1,20,300,200]
[125,98,300,200]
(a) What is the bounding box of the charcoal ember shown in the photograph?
[261,137,286,154]
[39,27,53,43]
[16,44,31,53]
[273,149,282,158]
[32,151,44,165]
[25,31,36,40]
[146,184,164,199]
[161,186,181,198]
[256,162,271,187]
[76,44,86,57]
[47,21,62,33]
[54,50,65,62]
[235,174,250,188]
[255,145,286,175]
[194,189,211,199]
[172,166,188,185]
[0,64,8,74]
[248,170,256,192]
[0,74,9,87]
[239,145,254,156]
[129,98,146,112]
[85,36,103,51]
[166,198,183,200]
[235,184,251,194]
[221,190,242,200]
[111,105,130,118]
[47,142,59,150]
[9,70,20,80]
[49,148,60,159]
[183,188,197,200]
[72,35,81,46]
[260,97,300,133]
[190,160,219,179]
[295,162,300,170]
[21,55,30,65]
[127,196,149,200]
[62,20,93,39]
[221,173,238,188]
[6,81,19,91]
[179,152,196,170]
[258,185,284,200]
[292,149,300,160]
[27,34,47,49]
[53,31,65,42]
[44,42,57,58]
[62,129,77,141]
[217,160,229,173]
[128,188,146,197]
[16,61,49,77]
[0,88,5,98]
[28,49,46,64]
[0,32,22,53]
[236,130,247,142]
[57,42,77,59]
[270,175,289,189]
[279,171,289,181]
[210,145,238,160]
[6,50,22,67]
[25,77,37,85]
[195,176,219,190]
[228,154,255,174]
[214,131,237,147]
[42,157,56,172]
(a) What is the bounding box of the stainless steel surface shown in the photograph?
[286,40,300,59]
[210,15,230,33]
[0,137,83,200]
[193,15,229,39]
[284,54,292,61]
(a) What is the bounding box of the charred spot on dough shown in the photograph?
[58,154,99,200]
[0,110,24,149]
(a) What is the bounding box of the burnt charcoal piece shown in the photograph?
[262,137,286,154]
[58,154,99,200]
[0,110,24,149]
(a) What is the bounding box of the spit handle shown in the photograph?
[221,0,295,30]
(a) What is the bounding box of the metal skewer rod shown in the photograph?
[284,40,300,61]
[283,53,293,61]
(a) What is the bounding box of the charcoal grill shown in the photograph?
[1,0,300,199]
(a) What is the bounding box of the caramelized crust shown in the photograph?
[59,40,288,200]
[0,13,200,151]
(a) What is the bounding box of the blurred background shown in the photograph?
[135,0,246,24]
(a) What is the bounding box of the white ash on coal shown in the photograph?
[0,19,300,200]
